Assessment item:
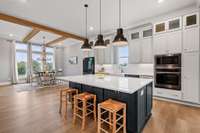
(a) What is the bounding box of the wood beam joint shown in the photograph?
[22,29,40,43]
[46,36,67,46]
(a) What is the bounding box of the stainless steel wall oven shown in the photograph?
[155,54,181,90]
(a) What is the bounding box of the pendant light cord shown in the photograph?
[100,0,102,34]
[119,0,121,28]
[85,5,88,38]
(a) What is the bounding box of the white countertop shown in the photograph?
[57,75,153,94]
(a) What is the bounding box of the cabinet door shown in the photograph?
[153,34,167,55]
[141,38,153,63]
[154,22,166,34]
[167,30,182,53]
[183,12,199,28]
[137,87,147,132]
[168,17,182,31]
[104,45,112,64]
[129,40,141,63]
[146,84,152,117]
[96,49,105,64]
[182,52,199,103]
[183,27,199,52]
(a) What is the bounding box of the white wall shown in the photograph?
[63,44,84,76]
[55,47,64,75]
[0,38,12,84]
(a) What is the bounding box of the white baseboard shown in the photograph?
[0,82,11,86]
[153,96,200,108]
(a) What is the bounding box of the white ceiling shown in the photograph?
[30,31,61,44]
[0,20,31,41]
[0,0,198,45]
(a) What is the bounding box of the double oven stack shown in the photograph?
[154,54,181,91]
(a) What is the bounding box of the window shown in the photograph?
[46,54,54,71]
[32,45,54,73]
[118,46,128,66]
[16,43,28,82]
[32,53,42,73]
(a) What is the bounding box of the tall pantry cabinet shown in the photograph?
[182,12,200,104]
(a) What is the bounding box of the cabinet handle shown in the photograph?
[140,90,144,96]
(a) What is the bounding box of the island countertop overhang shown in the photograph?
[57,75,153,94]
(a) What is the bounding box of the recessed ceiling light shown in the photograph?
[9,34,13,37]
[89,26,94,31]
[158,0,164,3]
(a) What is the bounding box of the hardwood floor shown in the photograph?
[0,84,200,133]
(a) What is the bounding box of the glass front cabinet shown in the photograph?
[154,22,166,34]
[168,17,182,31]
[183,12,199,28]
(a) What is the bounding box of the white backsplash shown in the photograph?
[95,64,154,76]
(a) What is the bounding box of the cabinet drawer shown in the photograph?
[156,88,181,100]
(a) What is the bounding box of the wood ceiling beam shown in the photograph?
[0,13,85,41]
[22,29,40,43]
[45,36,67,46]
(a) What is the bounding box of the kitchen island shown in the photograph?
[57,75,153,133]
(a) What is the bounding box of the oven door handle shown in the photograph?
[155,72,181,74]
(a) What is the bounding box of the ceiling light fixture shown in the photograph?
[158,0,164,4]
[9,34,13,37]
[89,26,94,31]
[113,0,128,46]
[94,0,107,49]
[81,4,92,51]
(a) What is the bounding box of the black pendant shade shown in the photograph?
[94,0,107,49]
[81,4,92,51]
[94,34,106,49]
[81,38,92,51]
[113,0,128,46]
[113,28,128,46]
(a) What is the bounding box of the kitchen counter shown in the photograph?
[57,74,153,94]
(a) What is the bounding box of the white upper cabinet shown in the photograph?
[183,12,199,29]
[183,26,199,52]
[167,30,182,53]
[143,29,153,38]
[153,33,168,55]
[182,52,200,103]
[154,21,166,34]
[153,30,182,55]
[128,28,153,63]
[141,29,153,63]
[168,17,182,31]
[141,38,153,63]
[129,31,141,63]
[129,39,141,63]
[154,17,182,34]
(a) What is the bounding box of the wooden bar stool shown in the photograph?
[59,87,78,115]
[73,92,97,130]
[98,99,126,133]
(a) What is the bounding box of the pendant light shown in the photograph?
[94,0,107,49]
[42,36,47,72]
[113,0,128,46]
[81,4,92,51]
